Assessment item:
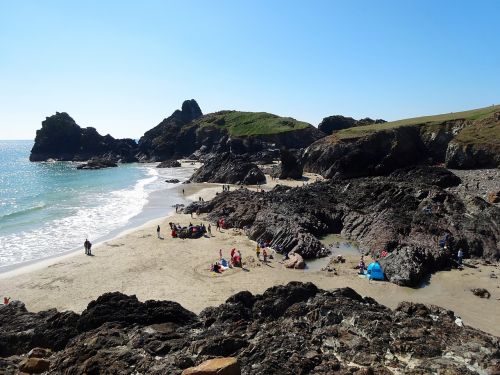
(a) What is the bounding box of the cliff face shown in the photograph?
[304,110,500,178]
[29,112,138,162]
[1,283,498,374]
[136,99,204,161]
[137,103,325,161]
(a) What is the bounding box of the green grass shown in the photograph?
[336,104,500,140]
[193,111,311,137]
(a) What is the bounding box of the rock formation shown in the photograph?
[186,167,499,286]
[30,112,138,162]
[76,157,118,170]
[137,100,204,161]
[278,148,303,179]
[1,283,498,374]
[137,102,324,162]
[305,110,500,178]
[157,160,182,168]
[318,115,386,135]
[190,153,266,185]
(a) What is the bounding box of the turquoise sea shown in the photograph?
[0,140,193,269]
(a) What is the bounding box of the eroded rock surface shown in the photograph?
[1,283,498,374]
[186,167,499,285]
[190,153,266,185]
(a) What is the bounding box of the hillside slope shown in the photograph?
[137,101,324,161]
[304,105,500,178]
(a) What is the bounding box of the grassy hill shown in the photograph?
[337,104,500,140]
[192,111,312,137]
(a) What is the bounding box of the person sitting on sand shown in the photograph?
[358,257,366,274]
[3,296,10,305]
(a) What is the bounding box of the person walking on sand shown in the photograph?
[207,224,212,236]
[84,238,90,255]
[256,244,261,261]
[182,189,185,195]
[263,248,268,263]
[216,220,220,231]
[157,225,161,239]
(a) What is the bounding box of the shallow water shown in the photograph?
[0,140,195,269]
[305,234,362,271]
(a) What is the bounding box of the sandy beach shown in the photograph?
[1,176,499,337]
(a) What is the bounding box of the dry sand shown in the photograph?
[1,177,499,337]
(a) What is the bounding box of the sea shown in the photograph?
[0,140,194,271]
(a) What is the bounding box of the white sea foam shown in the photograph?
[0,165,180,268]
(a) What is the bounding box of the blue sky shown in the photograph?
[0,0,499,139]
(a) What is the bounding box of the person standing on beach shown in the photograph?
[457,249,463,266]
[216,220,220,231]
[157,225,161,239]
[84,238,90,255]
[256,244,261,261]
[182,189,185,195]
[207,224,212,236]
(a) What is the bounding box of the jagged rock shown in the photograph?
[306,112,500,178]
[18,357,50,373]
[488,191,500,204]
[27,347,52,358]
[165,179,181,184]
[157,160,182,168]
[0,300,79,356]
[76,292,198,332]
[30,112,138,162]
[279,149,303,180]
[76,157,118,170]
[318,115,387,135]
[190,153,266,185]
[185,167,499,285]
[471,288,491,299]
[2,283,499,374]
[182,357,241,375]
[284,253,305,269]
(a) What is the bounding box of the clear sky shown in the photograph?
[1,0,499,140]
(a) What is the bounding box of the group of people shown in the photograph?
[211,247,243,273]
[255,239,274,262]
[169,222,207,239]
[222,185,231,192]
[438,232,465,267]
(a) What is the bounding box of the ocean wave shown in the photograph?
[0,166,161,267]
[0,202,46,221]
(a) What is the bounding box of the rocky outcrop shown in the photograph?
[190,153,266,185]
[157,160,182,168]
[305,111,500,178]
[76,157,118,170]
[182,357,241,375]
[30,112,138,162]
[318,115,386,135]
[137,100,203,161]
[284,253,305,269]
[278,149,303,179]
[2,283,499,374]
[305,126,428,179]
[138,103,324,162]
[186,167,499,285]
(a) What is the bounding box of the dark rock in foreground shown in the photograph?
[1,283,498,374]
[190,153,266,185]
[76,157,118,170]
[30,112,138,162]
[186,167,499,285]
[157,160,182,168]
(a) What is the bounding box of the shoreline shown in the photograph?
[1,175,499,337]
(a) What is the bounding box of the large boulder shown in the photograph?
[182,357,241,375]
[76,157,118,170]
[30,112,138,162]
[279,149,303,180]
[157,160,181,168]
[284,253,306,269]
[190,153,266,185]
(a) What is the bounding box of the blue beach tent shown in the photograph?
[366,261,385,281]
